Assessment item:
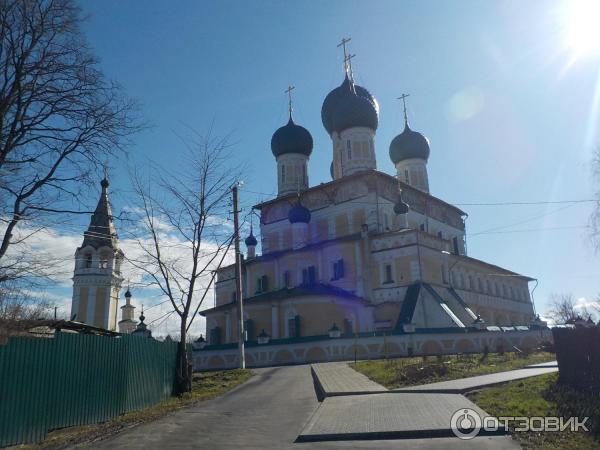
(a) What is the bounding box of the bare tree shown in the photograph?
[0,0,139,288]
[0,281,53,320]
[127,131,240,393]
[548,293,587,324]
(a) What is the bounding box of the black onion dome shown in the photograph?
[321,75,379,134]
[394,193,410,215]
[389,123,430,163]
[288,201,311,224]
[271,116,313,157]
[245,232,257,247]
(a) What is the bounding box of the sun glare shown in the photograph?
[563,0,600,59]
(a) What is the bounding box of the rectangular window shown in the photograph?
[437,231,443,239]
[302,266,317,286]
[347,148,352,160]
[419,223,425,231]
[478,278,483,292]
[283,270,290,288]
[308,266,316,285]
[256,275,269,293]
[85,254,92,268]
[281,164,285,183]
[404,169,410,183]
[332,259,345,280]
[231,291,237,303]
[288,315,301,338]
[452,237,459,255]
[486,280,491,294]
[384,264,394,283]
[468,275,474,290]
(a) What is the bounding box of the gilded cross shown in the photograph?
[337,37,352,74]
[397,93,410,125]
[285,85,295,118]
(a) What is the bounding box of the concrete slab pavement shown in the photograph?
[524,360,558,368]
[311,362,387,398]
[394,367,558,393]
[298,392,503,442]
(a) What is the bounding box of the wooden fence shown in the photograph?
[553,326,600,392]
[0,331,178,447]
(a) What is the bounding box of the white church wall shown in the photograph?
[193,328,552,371]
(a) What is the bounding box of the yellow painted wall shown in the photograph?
[316,219,328,241]
[282,229,292,250]
[293,301,350,336]
[247,307,271,340]
[94,287,106,327]
[351,209,365,233]
[78,287,89,324]
[394,257,411,284]
[335,214,349,236]
[374,303,400,322]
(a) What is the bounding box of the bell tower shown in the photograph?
[70,177,124,330]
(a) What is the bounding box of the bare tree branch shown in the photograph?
[125,129,240,393]
[0,0,141,288]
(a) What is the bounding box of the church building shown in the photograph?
[201,49,537,346]
[70,177,139,333]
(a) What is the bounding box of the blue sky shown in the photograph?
[43,0,600,333]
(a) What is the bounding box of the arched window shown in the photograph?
[99,252,109,269]
[281,165,285,183]
[84,253,92,268]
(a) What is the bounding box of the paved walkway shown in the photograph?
[394,367,558,393]
[298,392,500,442]
[312,362,387,397]
[525,360,558,368]
[81,365,518,450]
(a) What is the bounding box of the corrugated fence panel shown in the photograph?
[0,332,178,447]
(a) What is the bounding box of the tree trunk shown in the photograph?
[175,317,192,394]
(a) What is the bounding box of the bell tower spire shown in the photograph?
[70,176,125,331]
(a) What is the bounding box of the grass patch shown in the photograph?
[14,369,252,450]
[468,373,600,449]
[351,351,555,389]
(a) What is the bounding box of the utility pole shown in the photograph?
[232,183,246,369]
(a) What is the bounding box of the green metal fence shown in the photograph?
[0,331,178,447]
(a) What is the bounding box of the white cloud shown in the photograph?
[3,215,233,338]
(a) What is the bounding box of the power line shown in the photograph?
[239,187,596,207]
[468,225,590,236]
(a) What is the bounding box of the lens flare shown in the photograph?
[563,0,600,59]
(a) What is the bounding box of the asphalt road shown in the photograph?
[82,365,520,450]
